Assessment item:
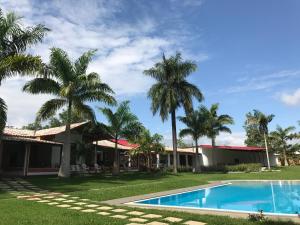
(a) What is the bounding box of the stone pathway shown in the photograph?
[1,178,207,225]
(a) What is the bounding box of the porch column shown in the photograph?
[0,140,3,173]
[23,143,31,176]
[185,155,189,167]
[128,155,132,168]
[167,153,171,167]
[94,145,97,165]
[156,154,160,168]
[177,153,180,167]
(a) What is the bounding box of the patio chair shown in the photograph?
[94,163,102,173]
[81,164,90,174]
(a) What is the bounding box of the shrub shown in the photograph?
[225,163,261,173]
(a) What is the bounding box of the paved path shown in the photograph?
[0,178,206,225]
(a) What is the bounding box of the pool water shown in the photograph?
[134,181,300,215]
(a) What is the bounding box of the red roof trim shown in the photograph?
[110,139,139,148]
[199,145,265,151]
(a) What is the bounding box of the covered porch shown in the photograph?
[0,136,62,176]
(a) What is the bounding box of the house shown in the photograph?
[0,121,109,176]
[95,139,280,169]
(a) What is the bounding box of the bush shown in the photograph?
[225,163,261,173]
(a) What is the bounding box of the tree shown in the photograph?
[177,138,191,148]
[23,48,116,177]
[246,110,274,170]
[200,104,234,147]
[100,101,142,175]
[178,108,207,173]
[244,112,265,147]
[0,9,49,133]
[269,125,295,166]
[131,129,165,171]
[144,52,204,173]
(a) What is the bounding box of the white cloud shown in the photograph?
[0,0,208,126]
[279,88,300,106]
[225,70,300,94]
[163,132,246,147]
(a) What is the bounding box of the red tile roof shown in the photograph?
[200,145,265,151]
[110,139,139,148]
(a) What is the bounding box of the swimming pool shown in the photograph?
[133,181,300,216]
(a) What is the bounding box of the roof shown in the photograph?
[94,140,133,150]
[35,121,89,137]
[109,139,139,148]
[2,135,62,145]
[200,145,265,151]
[3,127,35,137]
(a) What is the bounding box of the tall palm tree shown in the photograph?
[247,110,274,170]
[100,101,142,175]
[144,52,204,173]
[0,9,49,132]
[200,104,234,165]
[178,108,207,173]
[270,125,295,166]
[23,48,116,177]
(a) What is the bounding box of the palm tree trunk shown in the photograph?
[194,138,201,173]
[58,101,72,178]
[112,136,120,175]
[283,147,288,166]
[263,132,271,170]
[171,110,178,173]
[211,137,216,166]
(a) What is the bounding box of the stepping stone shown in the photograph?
[142,214,162,219]
[54,198,66,201]
[127,211,144,216]
[44,196,55,199]
[112,209,127,213]
[81,209,96,213]
[27,197,41,201]
[69,206,82,210]
[146,222,168,225]
[63,200,76,203]
[71,196,80,199]
[81,198,89,201]
[111,215,128,219]
[129,218,148,223]
[97,212,111,216]
[126,224,145,225]
[164,217,182,222]
[37,200,50,203]
[48,202,59,205]
[97,206,113,210]
[17,195,31,199]
[85,204,99,208]
[184,221,206,225]
[74,202,87,205]
[61,194,70,197]
[57,204,71,208]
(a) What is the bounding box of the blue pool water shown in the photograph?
[135,181,300,215]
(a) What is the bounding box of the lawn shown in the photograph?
[1,166,300,225]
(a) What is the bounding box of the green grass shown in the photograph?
[1,166,300,225]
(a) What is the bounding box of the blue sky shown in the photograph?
[1,0,300,145]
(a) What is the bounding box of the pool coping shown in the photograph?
[102,180,300,222]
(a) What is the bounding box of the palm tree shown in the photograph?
[23,48,116,177]
[178,108,207,173]
[0,9,49,133]
[144,52,204,173]
[100,101,142,175]
[131,129,165,171]
[270,125,295,166]
[200,104,234,165]
[200,104,234,147]
[247,110,274,170]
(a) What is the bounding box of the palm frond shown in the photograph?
[36,98,66,121]
[74,49,97,76]
[0,97,7,133]
[73,101,96,123]
[23,78,61,95]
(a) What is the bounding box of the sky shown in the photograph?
[1,0,300,146]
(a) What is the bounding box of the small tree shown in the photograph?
[100,101,142,175]
[131,129,165,171]
[178,108,207,173]
[246,110,274,170]
[269,125,295,166]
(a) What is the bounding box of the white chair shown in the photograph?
[94,163,101,173]
[81,164,89,174]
